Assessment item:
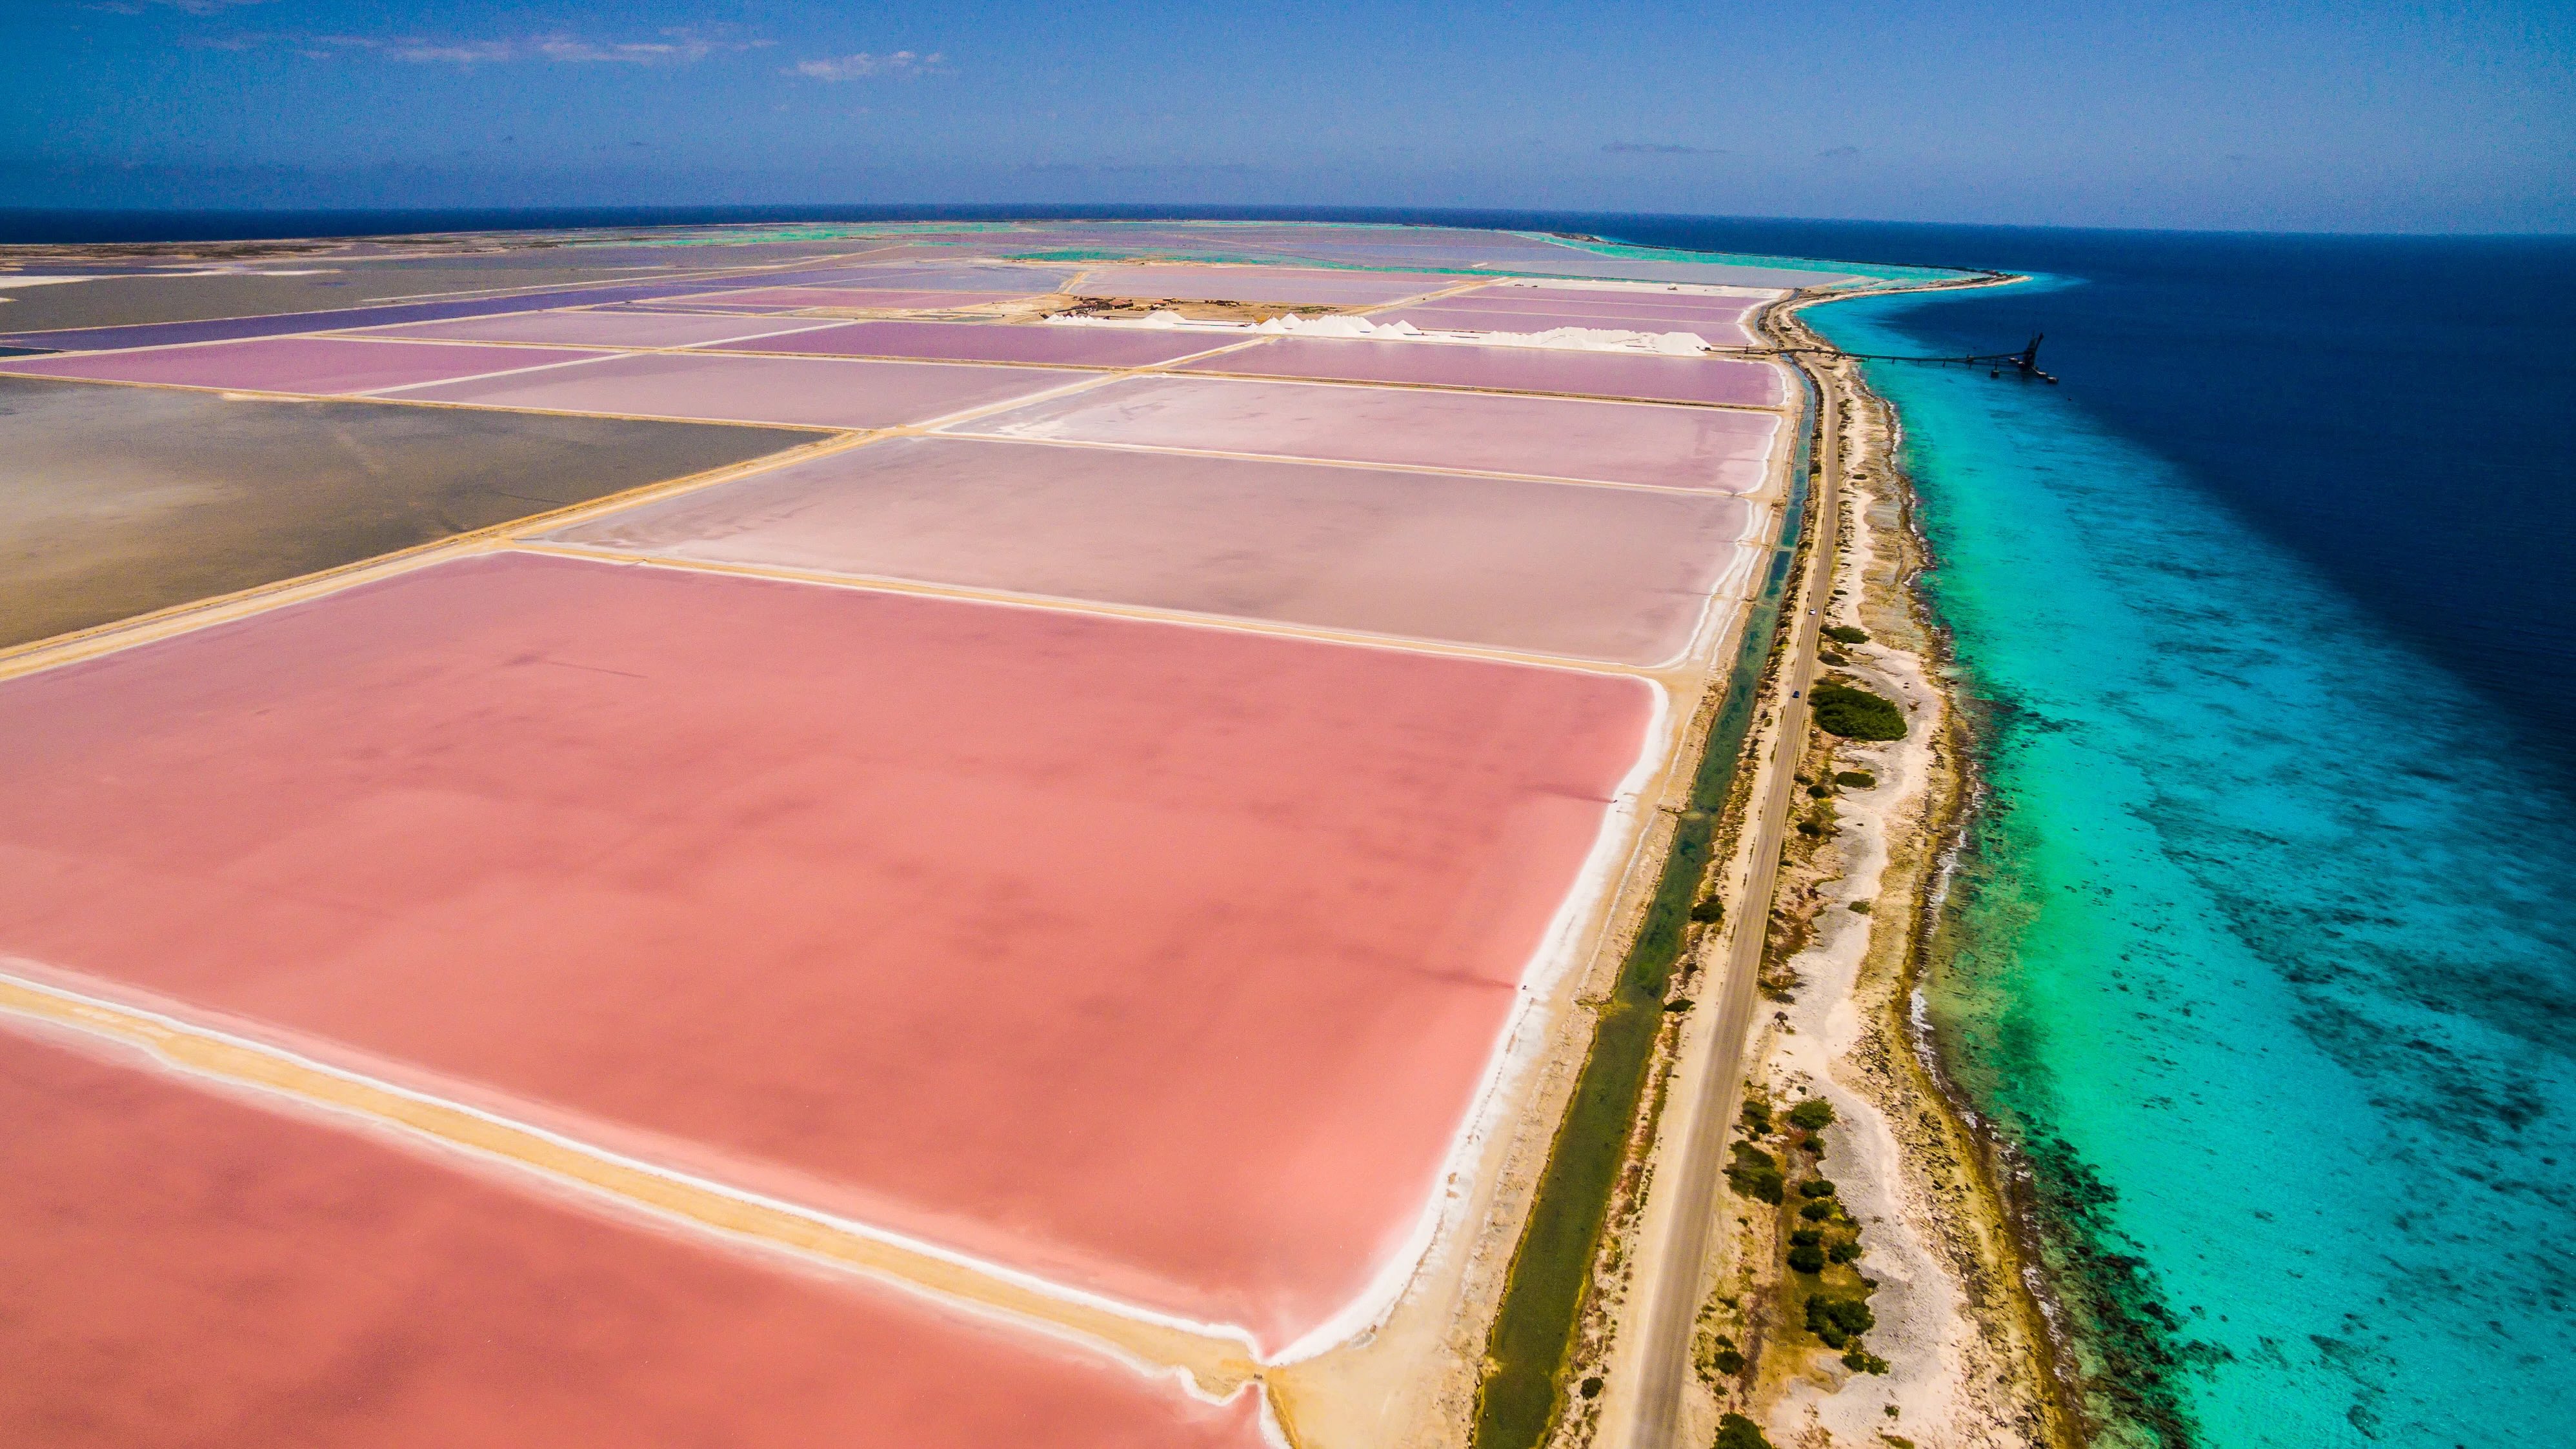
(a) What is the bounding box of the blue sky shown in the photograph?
[9,0,2571,230]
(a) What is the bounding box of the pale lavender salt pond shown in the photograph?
[946,375,1780,493]
[712,321,1239,368]
[1180,337,1784,407]
[0,337,605,395]
[397,352,1093,430]
[553,434,1760,666]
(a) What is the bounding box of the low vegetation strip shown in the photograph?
[1473,459,1813,1449]
[1809,680,1906,741]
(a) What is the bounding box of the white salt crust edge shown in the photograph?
[0,659,1669,1375]
[1049,308,1755,357]
[0,661,1675,1447]
[0,960,1282,1429]
[1269,675,1677,1365]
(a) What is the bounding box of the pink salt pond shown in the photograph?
[396,351,1091,429]
[950,374,1782,492]
[552,435,1761,665]
[356,310,845,350]
[1182,335,1786,407]
[0,337,606,396]
[712,319,1235,368]
[0,1032,1269,1449]
[0,552,1658,1351]
[679,286,1029,310]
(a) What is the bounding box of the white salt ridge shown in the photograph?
[1047,308,1724,357]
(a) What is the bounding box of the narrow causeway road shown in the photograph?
[1618,317,1844,1448]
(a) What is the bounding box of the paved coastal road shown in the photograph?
[1618,322,1844,1448]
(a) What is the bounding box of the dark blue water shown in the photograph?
[1590,220,2576,784]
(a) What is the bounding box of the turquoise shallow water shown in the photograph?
[1812,288,2576,1446]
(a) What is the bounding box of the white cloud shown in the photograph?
[787,50,945,81]
[528,28,765,65]
[90,0,279,14]
[375,38,521,65]
[261,27,769,66]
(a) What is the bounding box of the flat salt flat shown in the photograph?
[1180,335,1786,408]
[669,286,1038,310]
[949,374,1781,492]
[1070,265,1456,306]
[1369,304,1760,347]
[711,319,1233,367]
[354,310,845,349]
[0,336,609,395]
[395,350,1092,429]
[550,434,1762,665]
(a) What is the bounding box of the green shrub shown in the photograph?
[1807,781,1833,799]
[1727,1143,1784,1204]
[1811,683,1906,741]
[1579,1375,1604,1399]
[1787,1099,1836,1131]
[1848,901,1873,914]
[1835,770,1877,788]
[1842,1348,1891,1374]
[1691,897,1726,924]
[1712,1347,1746,1375]
[1715,1412,1774,1449]
[1804,1295,1877,1348]
[1829,1237,1866,1264]
[1787,1244,1826,1274]
[1789,1228,1823,1248]
[1739,1099,1772,1134]
[1800,1199,1837,1221]
[1823,624,1869,645]
[1819,649,1849,666]
[1799,1178,1838,1199]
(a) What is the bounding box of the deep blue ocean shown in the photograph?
[11,205,2571,1446]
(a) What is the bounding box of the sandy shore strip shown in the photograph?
[1720,315,2063,1448]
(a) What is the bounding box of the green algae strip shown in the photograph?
[1473,384,1815,1449]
